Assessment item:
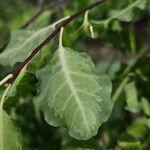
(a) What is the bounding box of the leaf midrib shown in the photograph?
[59,47,90,133]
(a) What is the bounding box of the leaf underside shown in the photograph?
[0,26,53,67]
[0,16,68,67]
[36,46,113,140]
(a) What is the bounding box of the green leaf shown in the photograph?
[108,0,147,22]
[90,0,147,38]
[71,11,95,39]
[72,0,147,39]
[0,27,51,67]
[116,133,141,150]
[7,68,36,98]
[117,141,140,150]
[2,69,37,112]
[124,82,140,113]
[36,28,113,140]
[127,118,149,139]
[0,111,22,150]
[0,86,22,150]
[0,17,68,67]
[36,66,63,127]
[141,97,150,116]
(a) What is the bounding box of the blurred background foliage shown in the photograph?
[0,0,150,149]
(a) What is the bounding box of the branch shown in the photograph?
[3,0,107,83]
[0,1,65,52]
[20,2,56,29]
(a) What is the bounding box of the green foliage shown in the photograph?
[0,0,149,149]
[36,28,113,140]
[0,26,53,67]
[0,86,22,150]
[73,0,147,39]
[117,140,141,150]
[7,69,36,98]
[0,111,22,150]
[141,98,150,116]
[124,81,140,113]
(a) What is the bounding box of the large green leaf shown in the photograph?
[0,17,68,67]
[36,66,63,127]
[36,28,113,140]
[0,26,52,67]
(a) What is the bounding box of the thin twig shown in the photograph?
[0,1,63,52]
[130,47,150,70]
[20,9,44,29]
[38,0,44,9]
[112,77,130,101]
[3,0,107,83]
[20,2,55,29]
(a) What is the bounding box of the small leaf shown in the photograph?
[90,0,147,37]
[36,28,113,140]
[109,0,147,22]
[141,97,150,116]
[71,0,147,39]
[72,11,96,39]
[116,133,141,150]
[124,82,140,113]
[127,118,149,139]
[117,141,140,150]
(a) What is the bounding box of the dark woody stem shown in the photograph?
[6,0,107,83]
